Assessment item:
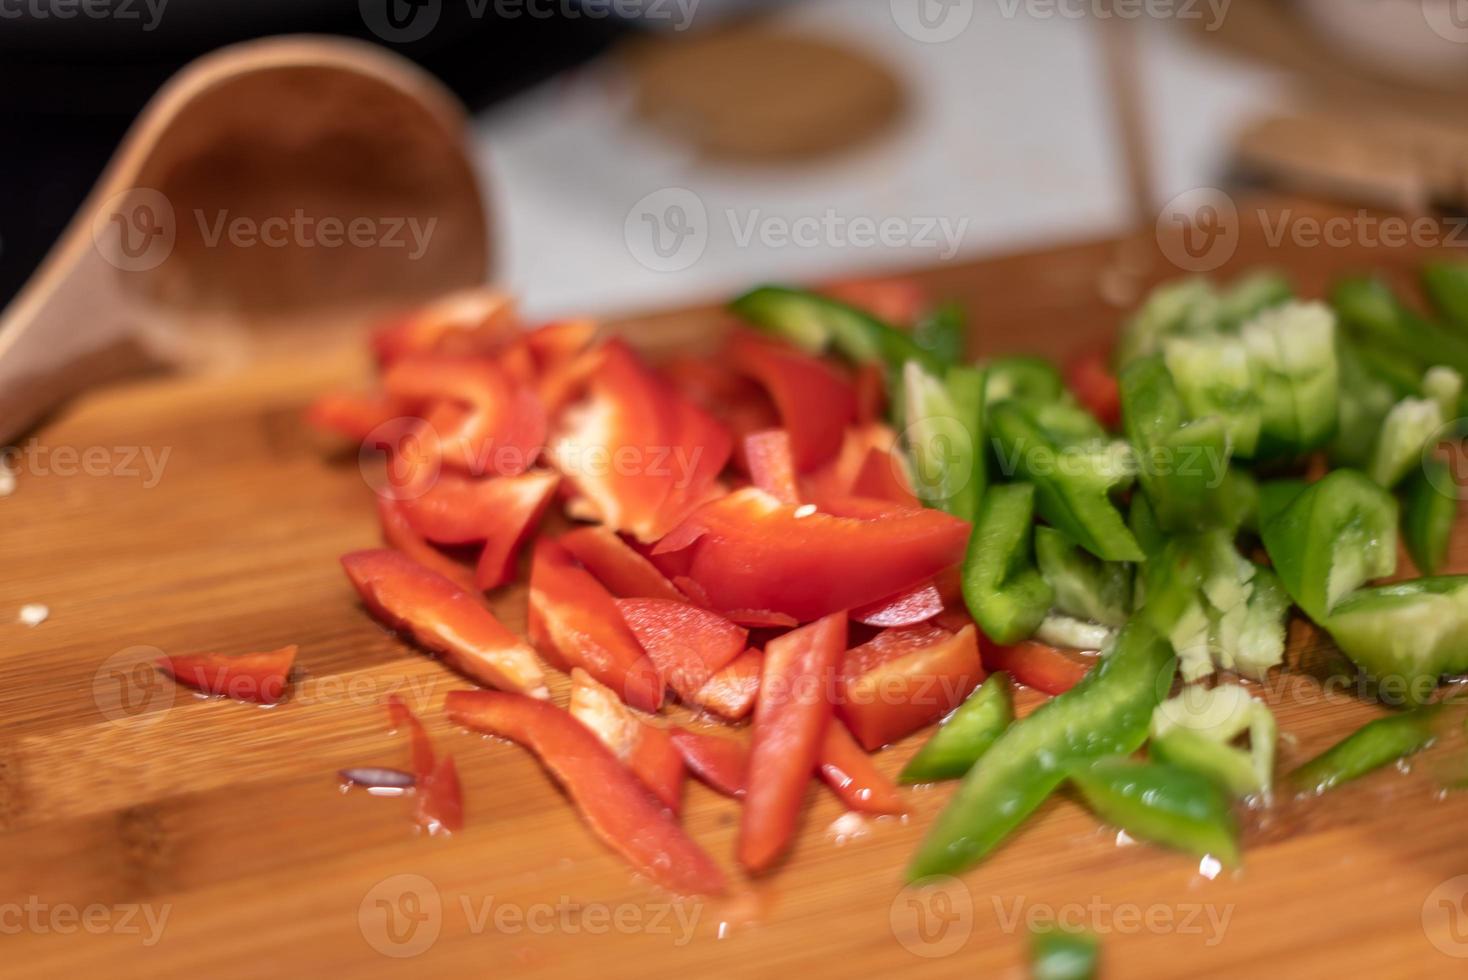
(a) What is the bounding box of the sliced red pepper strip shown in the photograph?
[445,691,727,895]
[691,649,762,720]
[568,669,684,813]
[838,623,985,751]
[984,641,1095,696]
[656,487,970,623]
[852,362,887,426]
[375,497,480,594]
[850,447,919,507]
[729,332,856,471]
[341,549,548,697]
[157,645,297,705]
[743,429,800,504]
[723,609,800,629]
[399,470,559,547]
[559,526,686,601]
[526,538,664,712]
[671,728,749,798]
[1065,346,1122,431]
[305,391,402,443]
[615,598,748,701]
[739,613,847,873]
[385,694,436,778]
[851,580,944,627]
[472,473,562,591]
[663,353,779,474]
[416,754,464,836]
[821,276,928,326]
[801,424,898,505]
[819,720,909,815]
[370,288,517,365]
[384,356,545,476]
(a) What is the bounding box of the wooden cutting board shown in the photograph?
[4,199,1468,979]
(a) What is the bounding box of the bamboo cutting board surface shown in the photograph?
[4,200,1468,979]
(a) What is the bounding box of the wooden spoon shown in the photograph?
[0,35,491,445]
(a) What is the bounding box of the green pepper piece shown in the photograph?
[990,401,1143,562]
[1162,333,1262,457]
[1256,478,1308,530]
[1331,341,1404,469]
[1151,729,1261,799]
[1120,355,1234,532]
[1029,927,1099,980]
[1240,301,1340,457]
[1217,269,1293,330]
[903,361,986,521]
[1324,577,1468,705]
[1332,277,1468,382]
[899,673,1015,784]
[1422,261,1468,334]
[1402,458,1456,575]
[1259,469,1398,623]
[1115,278,1219,368]
[729,285,939,372]
[1422,366,1463,422]
[1290,704,1445,794]
[913,301,966,368]
[985,355,1064,405]
[1367,396,1443,489]
[1034,526,1132,627]
[962,483,1053,644]
[1127,493,1166,560]
[907,619,1175,880]
[1035,614,1116,651]
[1151,684,1276,797]
[1069,757,1240,865]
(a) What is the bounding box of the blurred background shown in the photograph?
[3,0,1467,318]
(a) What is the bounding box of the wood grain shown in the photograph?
[3,200,1468,978]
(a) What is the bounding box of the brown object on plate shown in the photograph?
[0,35,490,445]
[622,27,906,161]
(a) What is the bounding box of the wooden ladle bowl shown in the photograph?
[0,35,491,444]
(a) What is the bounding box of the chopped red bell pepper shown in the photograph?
[445,691,727,895]
[852,362,887,426]
[801,424,898,506]
[305,391,402,443]
[614,598,748,701]
[819,720,908,815]
[341,549,547,697]
[821,276,928,326]
[655,487,970,622]
[370,288,517,365]
[375,497,479,594]
[743,429,800,503]
[984,640,1096,696]
[156,645,297,705]
[558,525,686,601]
[470,474,561,590]
[739,613,847,873]
[838,623,984,751]
[526,538,664,712]
[851,579,945,627]
[729,332,857,471]
[416,754,464,835]
[850,447,919,507]
[671,728,749,798]
[398,470,559,547]
[385,693,436,777]
[568,669,685,812]
[384,356,545,476]
[690,649,763,721]
[663,353,780,474]
[1065,346,1122,431]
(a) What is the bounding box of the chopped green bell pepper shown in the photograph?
[1324,577,1468,705]
[985,354,1064,405]
[1217,270,1293,330]
[1035,614,1116,651]
[1035,525,1133,627]
[1068,757,1240,866]
[962,482,1053,644]
[1332,277,1468,383]
[899,672,1014,784]
[1162,333,1262,457]
[1422,365,1463,421]
[1115,278,1219,367]
[1259,469,1398,623]
[903,361,986,521]
[729,285,940,373]
[913,301,967,368]
[1240,301,1340,457]
[1367,396,1443,489]
[1030,927,1099,980]
[1150,684,1276,798]
[907,619,1175,880]
[1402,457,1456,575]
[1423,261,1468,333]
[990,400,1143,562]
[1290,704,1445,794]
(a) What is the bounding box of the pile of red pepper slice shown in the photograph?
[308,281,1076,894]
